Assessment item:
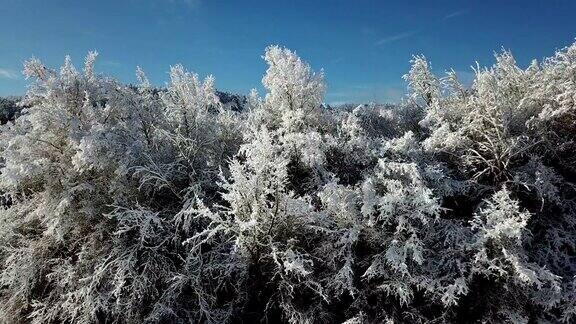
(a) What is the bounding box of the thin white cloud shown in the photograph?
[0,68,18,80]
[375,31,418,46]
[443,9,469,20]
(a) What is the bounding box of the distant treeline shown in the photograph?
[0,96,22,124]
[0,92,247,125]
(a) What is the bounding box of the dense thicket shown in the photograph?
[0,42,575,323]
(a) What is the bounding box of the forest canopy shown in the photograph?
[0,42,575,323]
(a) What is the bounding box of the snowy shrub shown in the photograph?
[0,42,575,323]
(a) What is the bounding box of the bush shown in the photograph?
[0,43,575,323]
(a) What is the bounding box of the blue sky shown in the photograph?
[0,0,575,103]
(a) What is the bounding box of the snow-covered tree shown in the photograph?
[1,41,575,323]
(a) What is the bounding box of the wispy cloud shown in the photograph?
[443,9,469,20]
[374,31,418,46]
[0,68,18,80]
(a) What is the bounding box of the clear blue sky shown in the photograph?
[0,0,575,103]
